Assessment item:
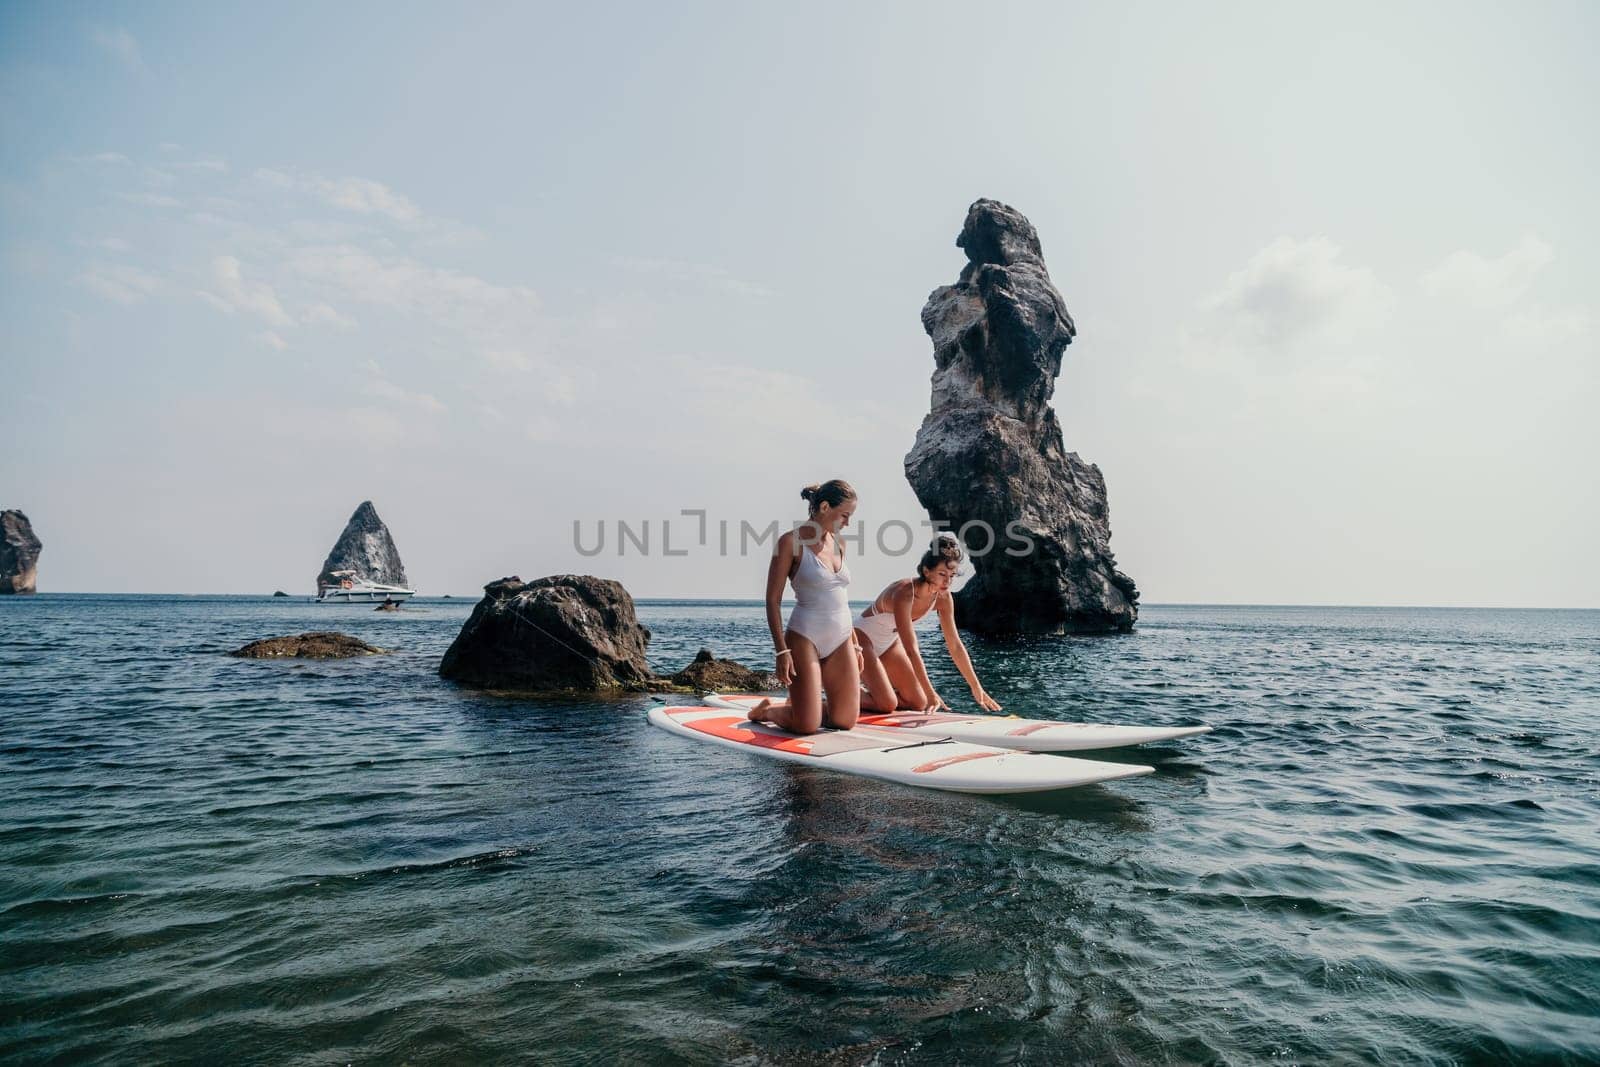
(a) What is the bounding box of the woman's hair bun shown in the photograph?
[799,480,855,512]
[917,533,965,578]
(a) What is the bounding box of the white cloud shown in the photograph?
[118,192,182,208]
[264,405,409,449]
[484,348,538,372]
[290,244,539,324]
[255,330,288,351]
[199,256,293,326]
[90,26,144,73]
[1421,235,1588,344]
[361,359,446,412]
[310,175,419,222]
[302,302,356,329]
[98,237,133,252]
[255,168,421,223]
[677,360,877,441]
[1421,235,1552,309]
[1199,237,1392,347]
[617,255,773,299]
[1505,308,1590,345]
[79,263,160,305]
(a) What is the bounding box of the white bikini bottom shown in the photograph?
[854,609,901,656]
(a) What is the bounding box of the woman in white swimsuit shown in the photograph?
[747,480,860,735]
[854,534,1002,714]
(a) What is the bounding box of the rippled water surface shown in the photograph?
[2,596,1598,1064]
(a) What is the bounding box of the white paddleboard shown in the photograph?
[648,705,1152,795]
[701,693,1211,753]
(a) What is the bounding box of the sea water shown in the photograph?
[2,596,1597,1063]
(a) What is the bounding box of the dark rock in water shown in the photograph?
[439,575,655,693]
[439,577,774,696]
[272,590,290,598]
[229,631,385,659]
[317,501,408,596]
[1,510,42,595]
[905,199,1138,634]
[664,648,780,693]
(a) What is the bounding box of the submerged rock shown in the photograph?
[905,199,1138,634]
[229,632,385,659]
[439,575,655,693]
[664,649,780,693]
[317,501,408,596]
[1,510,42,595]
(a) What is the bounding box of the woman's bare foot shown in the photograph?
[746,698,772,723]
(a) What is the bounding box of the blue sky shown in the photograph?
[2,1,1596,605]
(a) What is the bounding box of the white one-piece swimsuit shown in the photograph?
[787,545,853,658]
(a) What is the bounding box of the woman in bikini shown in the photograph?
[853,534,1002,714]
[746,480,860,735]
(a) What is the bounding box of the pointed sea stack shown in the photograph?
[1,510,42,595]
[316,501,408,596]
[904,200,1138,634]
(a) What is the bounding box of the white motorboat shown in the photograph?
[317,570,416,603]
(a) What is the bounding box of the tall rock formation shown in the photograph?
[904,200,1138,634]
[316,501,409,594]
[1,510,42,595]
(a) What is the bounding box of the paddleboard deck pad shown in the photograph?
[648,705,1152,794]
[700,693,1211,752]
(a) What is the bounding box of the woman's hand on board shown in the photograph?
[775,651,795,688]
[972,687,1003,712]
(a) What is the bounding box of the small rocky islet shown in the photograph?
[317,500,408,595]
[1,510,43,595]
[229,632,387,659]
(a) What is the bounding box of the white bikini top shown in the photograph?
[856,586,938,630]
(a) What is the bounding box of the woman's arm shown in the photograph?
[937,592,1002,711]
[766,532,796,686]
[895,585,942,711]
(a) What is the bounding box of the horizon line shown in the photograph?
[4,592,1596,612]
